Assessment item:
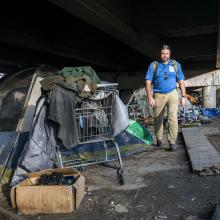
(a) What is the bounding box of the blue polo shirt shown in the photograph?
[145,59,185,94]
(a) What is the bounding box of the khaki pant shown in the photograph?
[153,89,179,144]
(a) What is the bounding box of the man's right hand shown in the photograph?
[148,97,155,107]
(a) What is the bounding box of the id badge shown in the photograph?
[169,66,175,72]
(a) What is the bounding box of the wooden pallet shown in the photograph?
[182,127,220,175]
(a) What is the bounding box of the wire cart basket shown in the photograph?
[126,87,151,120]
[56,83,125,184]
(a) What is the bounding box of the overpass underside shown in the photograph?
[0,0,220,105]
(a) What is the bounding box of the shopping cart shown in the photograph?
[126,87,154,126]
[55,83,125,184]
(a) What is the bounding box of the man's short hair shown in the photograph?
[161,44,171,51]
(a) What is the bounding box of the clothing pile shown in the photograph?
[37,172,77,186]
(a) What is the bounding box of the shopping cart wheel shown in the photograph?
[117,169,124,185]
[77,166,85,172]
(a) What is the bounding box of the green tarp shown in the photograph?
[126,120,153,145]
[60,66,101,84]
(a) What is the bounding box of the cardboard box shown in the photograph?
[10,167,85,214]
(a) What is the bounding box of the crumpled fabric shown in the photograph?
[112,95,129,136]
[40,75,66,91]
[40,75,97,98]
[48,86,81,149]
[11,97,56,186]
[40,75,78,92]
[83,101,108,127]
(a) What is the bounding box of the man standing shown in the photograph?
[145,45,186,151]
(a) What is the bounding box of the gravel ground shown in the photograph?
[1,117,220,220]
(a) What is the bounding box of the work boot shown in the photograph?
[156,140,165,148]
[169,143,177,151]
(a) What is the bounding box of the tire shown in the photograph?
[117,169,125,185]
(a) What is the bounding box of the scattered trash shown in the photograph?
[199,115,212,124]
[114,204,128,213]
[109,201,128,213]
[183,215,200,220]
[178,205,185,209]
[159,215,168,219]
[87,185,102,192]
[178,99,200,125]
[126,87,216,128]
[155,215,168,219]
[168,184,176,189]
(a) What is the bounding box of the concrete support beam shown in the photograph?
[202,86,216,108]
[49,0,160,59]
[185,69,220,87]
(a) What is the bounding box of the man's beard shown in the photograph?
[162,57,169,62]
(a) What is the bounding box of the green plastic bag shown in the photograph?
[126,120,153,145]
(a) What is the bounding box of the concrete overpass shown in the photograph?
[0,0,218,79]
[0,0,220,110]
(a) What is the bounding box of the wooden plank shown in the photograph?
[182,127,220,175]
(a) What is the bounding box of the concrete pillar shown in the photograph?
[217,86,220,108]
[202,86,216,108]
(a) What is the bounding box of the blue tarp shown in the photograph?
[201,108,220,118]
[60,131,148,159]
[0,130,152,169]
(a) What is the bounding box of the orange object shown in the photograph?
[185,94,199,104]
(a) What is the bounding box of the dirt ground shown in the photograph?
[1,118,220,220]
